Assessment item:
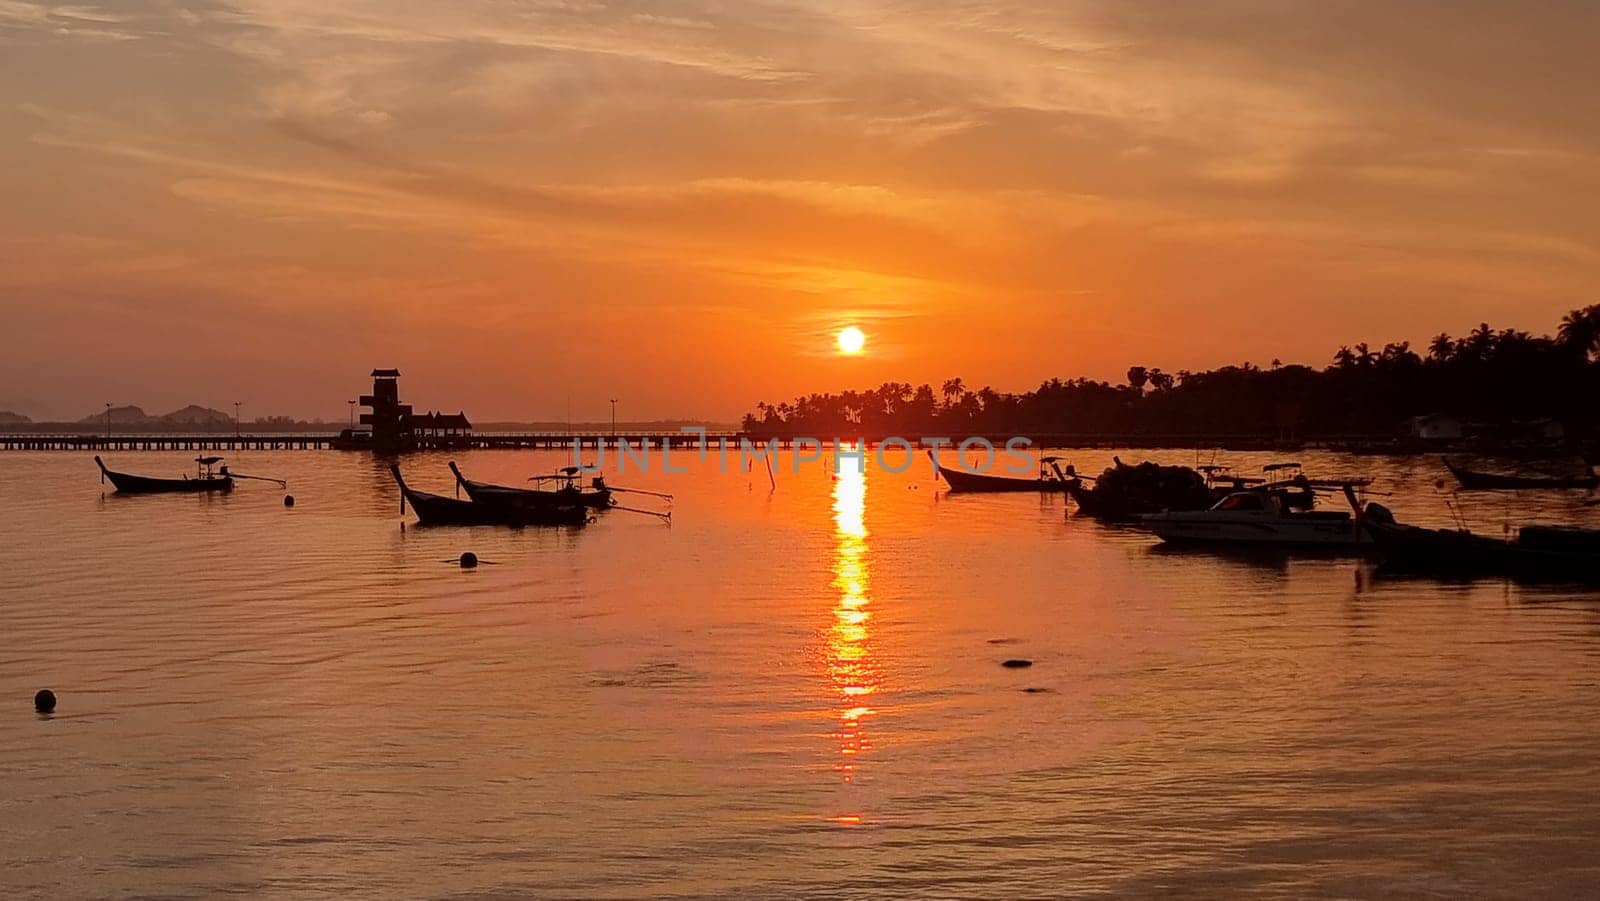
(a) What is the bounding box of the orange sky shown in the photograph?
[1,1,1596,420]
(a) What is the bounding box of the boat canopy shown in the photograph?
[196,456,224,465]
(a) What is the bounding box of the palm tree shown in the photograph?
[1558,304,1600,360]
[1332,346,1357,369]
[941,378,964,408]
[1463,322,1495,361]
[1428,332,1454,363]
[1126,366,1149,391]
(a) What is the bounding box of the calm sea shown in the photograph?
[3,448,1599,897]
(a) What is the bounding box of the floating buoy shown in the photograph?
[1001,659,1033,669]
[459,552,478,569]
[283,495,295,507]
[34,689,56,713]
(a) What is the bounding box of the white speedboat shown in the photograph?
[1139,482,1372,549]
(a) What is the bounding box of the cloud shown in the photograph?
[2,0,1598,416]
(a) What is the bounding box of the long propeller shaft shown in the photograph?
[609,504,671,521]
[608,486,674,501]
[228,472,288,487]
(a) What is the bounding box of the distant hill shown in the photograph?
[73,404,235,426]
[78,404,149,425]
[0,411,30,424]
[158,405,233,426]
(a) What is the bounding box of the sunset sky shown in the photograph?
[1,1,1596,421]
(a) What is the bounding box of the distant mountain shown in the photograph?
[158,405,232,426]
[73,404,235,426]
[78,404,149,425]
[0,411,30,424]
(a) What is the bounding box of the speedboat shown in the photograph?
[1138,480,1372,550]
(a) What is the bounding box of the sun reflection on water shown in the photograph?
[828,445,876,824]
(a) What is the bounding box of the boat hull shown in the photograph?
[1367,520,1600,581]
[935,466,1069,493]
[1140,511,1371,549]
[1445,459,1598,490]
[96,457,233,494]
[451,463,614,509]
[394,465,587,527]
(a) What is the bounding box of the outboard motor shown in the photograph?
[1363,502,1395,524]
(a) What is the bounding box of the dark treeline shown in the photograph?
[742,305,1600,439]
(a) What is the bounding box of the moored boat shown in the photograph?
[449,461,614,510]
[928,451,1072,493]
[1364,505,1600,581]
[95,455,234,494]
[392,465,588,527]
[1066,458,1215,520]
[1443,456,1599,490]
[1138,481,1373,550]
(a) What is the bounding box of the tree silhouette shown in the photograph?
[741,306,1600,442]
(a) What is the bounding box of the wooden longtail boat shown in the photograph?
[95,455,234,494]
[1443,457,1599,490]
[1364,505,1600,581]
[392,465,587,527]
[928,451,1072,493]
[448,461,614,510]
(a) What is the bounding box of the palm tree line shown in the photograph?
[741,305,1600,439]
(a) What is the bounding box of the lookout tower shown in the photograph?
[360,368,415,450]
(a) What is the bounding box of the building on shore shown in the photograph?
[335,369,472,451]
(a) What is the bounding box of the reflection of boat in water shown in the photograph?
[96,455,233,494]
[1364,505,1600,582]
[449,461,614,510]
[1138,480,1373,550]
[928,451,1071,493]
[1443,456,1599,490]
[391,464,588,527]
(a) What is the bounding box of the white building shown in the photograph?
[1408,413,1463,441]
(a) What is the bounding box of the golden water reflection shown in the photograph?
[828,448,876,823]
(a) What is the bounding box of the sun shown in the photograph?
[836,326,866,355]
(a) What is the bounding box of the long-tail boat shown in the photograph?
[448,461,614,510]
[392,465,587,527]
[95,455,234,494]
[1364,504,1600,581]
[1443,457,1599,490]
[928,451,1073,493]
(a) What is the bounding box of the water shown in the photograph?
[3,448,1599,897]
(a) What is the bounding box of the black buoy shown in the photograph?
[1001,659,1033,669]
[459,552,478,569]
[283,495,295,507]
[34,689,56,713]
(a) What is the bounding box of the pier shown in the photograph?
[1,431,1397,452]
[0,432,744,452]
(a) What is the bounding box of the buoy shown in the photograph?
[1001,659,1033,669]
[459,552,478,569]
[283,495,295,507]
[34,689,56,713]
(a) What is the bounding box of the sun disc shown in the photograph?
[837,326,866,354]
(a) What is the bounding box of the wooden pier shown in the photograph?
[0,432,745,452]
[3,430,1363,452]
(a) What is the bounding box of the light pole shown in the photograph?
[104,402,112,441]
[610,398,618,440]
[348,399,357,430]
[233,401,241,439]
